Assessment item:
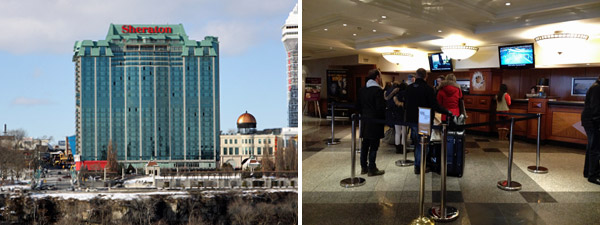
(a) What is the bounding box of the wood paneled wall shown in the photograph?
[500,67,600,101]
[351,66,599,102]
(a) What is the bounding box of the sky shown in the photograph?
[0,0,297,144]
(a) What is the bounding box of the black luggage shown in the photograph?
[430,131,465,177]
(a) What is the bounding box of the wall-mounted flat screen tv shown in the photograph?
[428,52,453,71]
[498,43,535,69]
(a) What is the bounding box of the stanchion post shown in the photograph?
[497,117,522,191]
[528,113,548,174]
[327,102,340,145]
[396,125,414,167]
[410,135,435,225]
[340,114,366,188]
[429,123,459,221]
[356,118,362,153]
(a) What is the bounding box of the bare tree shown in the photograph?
[0,145,10,182]
[7,128,27,150]
[284,142,298,171]
[261,141,274,172]
[275,138,285,171]
[106,140,119,173]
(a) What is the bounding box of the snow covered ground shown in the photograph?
[28,189,297,200]
[0,185,31,192]
[30,191,190,200]
[123,174,243,185]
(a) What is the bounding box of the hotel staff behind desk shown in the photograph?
[582,76,600,185]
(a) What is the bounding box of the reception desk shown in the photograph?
[465,95,586,145]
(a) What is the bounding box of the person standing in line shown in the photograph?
[405,68,452,174]
[581,76,600,185]
[384,82,400,130]
[434,75,445,89]
[357,69,386,176]
[392,82,408,154]
[495,84,511,140]
[384,81,407,154]
[436,74,462,122]
[407,74,416,85]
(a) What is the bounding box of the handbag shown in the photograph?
[459,98,467,116]
[430,113,442,142]
[382,128,395,145]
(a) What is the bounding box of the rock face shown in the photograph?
[0,191,298,225]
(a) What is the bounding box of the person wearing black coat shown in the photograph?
[581,76,600,185]
[356,69,386,176]
[405,68,453,174]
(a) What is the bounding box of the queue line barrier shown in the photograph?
[340,112,547,223]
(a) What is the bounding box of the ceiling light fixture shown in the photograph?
[343,24,347,27]
[438,30,442,33]
[373,29,376,32]
[324,28,328,31]
[505,2,511,6]
[382,50,413,64]
[381,15,387,19]
[441,43,478,60]
[353,33,357,36]
[534,31,589,55]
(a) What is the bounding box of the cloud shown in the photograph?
[0,0,296,55]
[12,97,53,106]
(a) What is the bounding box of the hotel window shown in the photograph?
[257,147,261,155]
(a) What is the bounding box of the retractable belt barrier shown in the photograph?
[340,113,366,188]
[353,112,546,187]
[340,112,547,223]
[326,102,340,145]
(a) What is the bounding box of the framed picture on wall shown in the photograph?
[456,79,470,93]
[571,77,597,96]
[471,71,485,92]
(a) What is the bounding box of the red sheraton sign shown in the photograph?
[122,25,172,34]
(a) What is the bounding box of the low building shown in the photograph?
[220,112,282,170]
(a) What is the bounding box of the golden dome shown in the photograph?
[237,111,257,128]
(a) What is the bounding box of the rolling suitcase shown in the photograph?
[446,131,465,177]
[430,131,465,177]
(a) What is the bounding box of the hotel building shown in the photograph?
[73,24,219,169]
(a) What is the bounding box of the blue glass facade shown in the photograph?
[74,24,219,168]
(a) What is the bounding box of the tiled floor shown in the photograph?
[302,116,600,225]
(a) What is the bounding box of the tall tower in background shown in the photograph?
[73,24,219,169]
[282,4,298,127]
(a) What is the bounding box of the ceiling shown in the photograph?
[303,0,600,60]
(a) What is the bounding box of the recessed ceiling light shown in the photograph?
[324,28,328,31]
[343,24,347,27]
[438,30,442,33]
[353,33,357,36]
[373,29,377,32]
[505,2,511,6]
[381,15,387,19]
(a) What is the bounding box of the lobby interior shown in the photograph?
[302,0,600,224]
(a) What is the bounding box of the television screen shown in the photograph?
[428,52,453,71]
[499,43,535,69]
